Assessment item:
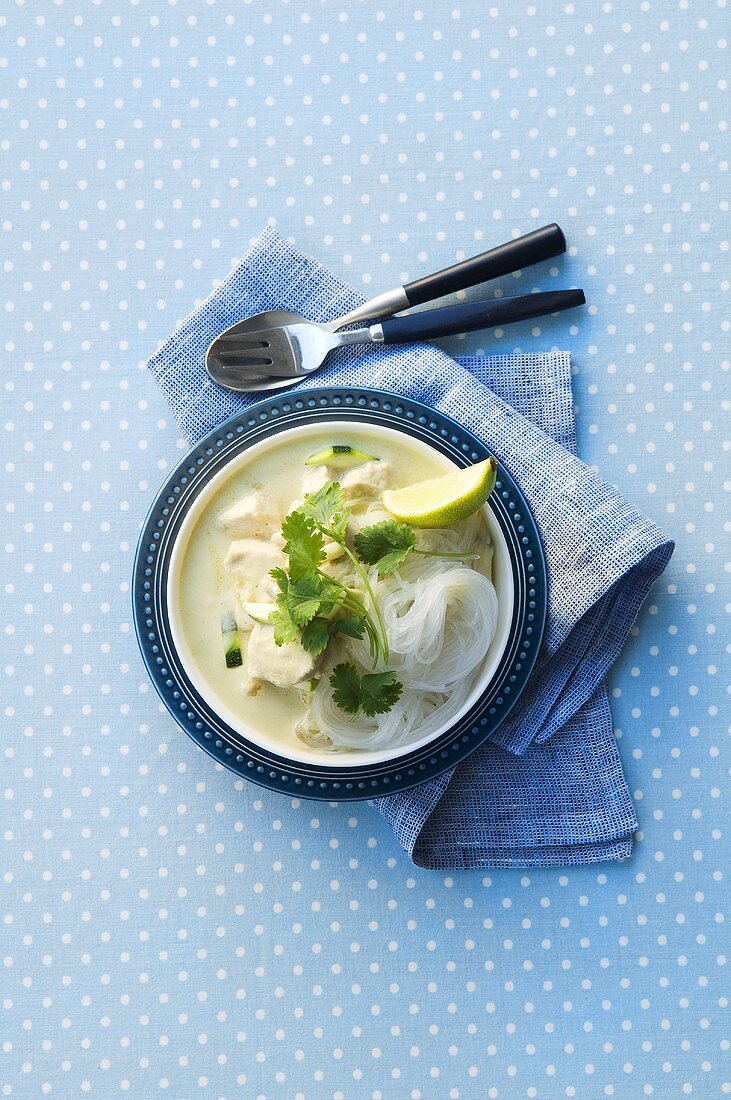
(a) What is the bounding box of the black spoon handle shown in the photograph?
[378,289,586,344]
[403,223,567,307]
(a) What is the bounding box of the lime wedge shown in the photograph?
[382,457,498,528]
[305,444,378,469]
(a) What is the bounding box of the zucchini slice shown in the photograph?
[304,444,378,469]
[220,611,243,668]
[241,601,276,624]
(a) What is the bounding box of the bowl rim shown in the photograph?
[164,418,516,766]
[132,386,547,800]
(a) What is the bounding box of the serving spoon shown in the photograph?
[207,289,586,393]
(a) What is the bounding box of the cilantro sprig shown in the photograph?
[269,482,482,719]
[329,663,403,718]
[269,482,391,671]
[354,518,479,575]
[354,520,416,574]
[316,488,390,659]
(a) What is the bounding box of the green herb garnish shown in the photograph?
[333,617,366,640]
[280,510,326,580]
[354,520,416,574]
[329,662,403,718]
[267,477,483,719]
[298,481,349,542]
[269,484,482,718]
[269,556,345,649]
[354,518,479,575]
[269,482,392,672]
[300,616,332,657]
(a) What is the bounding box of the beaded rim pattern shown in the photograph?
[132,388,547,800]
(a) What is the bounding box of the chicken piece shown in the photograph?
[278,467,334,531]
[245,623,317,689]
[216,490,278,540]
[259,570,281,600]
[340,460,393,502]
[285,498,304,517]
[301,465,332,496]
[223,538,285,604]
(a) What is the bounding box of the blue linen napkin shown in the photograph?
[148,228,673,869]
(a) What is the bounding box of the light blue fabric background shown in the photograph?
[2,1,727,1097]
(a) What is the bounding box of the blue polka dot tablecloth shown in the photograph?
[2,1,727,1096]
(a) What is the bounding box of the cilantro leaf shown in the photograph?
[300,617,332,657]
[300,481,349,542]
[360,671,403,716]
[354,520,416,574]
[281,510,325,581]
[269,566,289,593]
[329,662,403,718]
[329,663,363,716]
[285,574,323,627]
[269,606,299,647]
[268,475,391,667]
[316,575,347,617]
[334,616,366,639]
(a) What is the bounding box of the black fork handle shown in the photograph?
[403,223,567,307]
[379,289,585,343]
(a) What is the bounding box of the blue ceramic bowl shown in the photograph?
[133,388,547,800]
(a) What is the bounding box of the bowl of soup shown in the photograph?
[133,389,546,798]
[167,419,513,766]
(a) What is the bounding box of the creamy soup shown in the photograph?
[169,422,512,763]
